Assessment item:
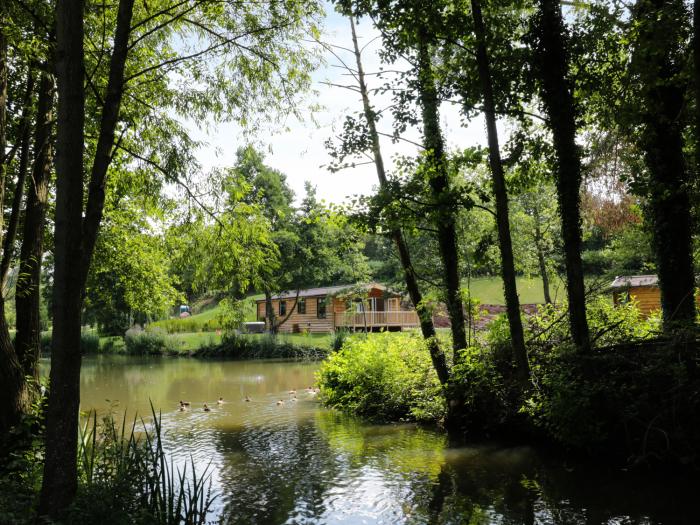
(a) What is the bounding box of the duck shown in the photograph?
[244,395,251,402]
[179,405,187,412]
[290,396,298,403]
[276,399,285,406]
[217,397,225,405]
[203,403,211,412]
[180,400,191,407]
[288,389,297,395]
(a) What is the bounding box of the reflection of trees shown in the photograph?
[424,447,700,524]
[422,446,537,524]
[214,417,339,524]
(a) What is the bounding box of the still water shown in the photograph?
[73,355,697,524]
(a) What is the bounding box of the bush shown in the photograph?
[124,330,168,355]
[317,332,445,423]
[331,329,349,352]
[524,341,700,463]
[194,332,327,360]
[81,332,100,354]
[38,332,103,354]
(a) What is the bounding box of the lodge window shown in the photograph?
[279,301,287,316]
[317,297,327,319]
[297,297,306,314]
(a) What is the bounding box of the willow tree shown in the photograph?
[40,0,322,516]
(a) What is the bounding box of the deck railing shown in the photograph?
[334,310,420,328]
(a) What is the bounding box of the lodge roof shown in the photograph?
[257,283,394,302]
[610,274,659,290]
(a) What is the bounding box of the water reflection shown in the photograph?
[61,356,699,525]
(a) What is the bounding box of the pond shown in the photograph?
[69,355,697,524]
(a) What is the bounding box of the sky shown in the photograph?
[191,3,489,206]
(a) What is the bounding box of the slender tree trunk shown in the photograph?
[0,72,35,285]
[16,69,53,379]
[0,6,31,438]
[78,0,136,290]
[470,0,529,381]
[38,0,86,517]
[532,208,552,305]
[532,0,590,351]
[349,16,449,384]
[633,0,696,332]
[41,0,135,516]
[416,29,468,359]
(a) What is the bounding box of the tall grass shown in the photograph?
[69,403,217,524]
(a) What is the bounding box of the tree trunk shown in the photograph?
[470,0,529,381]
[16,69,53,379]
[0,72,35,285]
[0,3,31,439]
[532,0,590,351]
[349,16,449,384]
[78,0,136,291]
[38,0,86,517]
[416,29,468,359]
[633,0,696,332]
[532,208,552,305]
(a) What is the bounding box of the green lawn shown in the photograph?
[465,275,567,305]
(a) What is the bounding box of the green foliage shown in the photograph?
[448,346,512,434]
[331,329,350,352]
[38,332,104,354]
[194,333,328,360]
[124,330,173,355]
[524,342,700,462]
[527,296,661,349]
[317,332,446,423]
[80,332,101,354]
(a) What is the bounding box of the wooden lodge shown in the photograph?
[610,274,700,316]
[255,283,420,333]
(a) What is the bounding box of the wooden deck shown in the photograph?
[334,310,420,330]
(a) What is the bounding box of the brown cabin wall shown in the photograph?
[614,285,700,317]
[256,296,334,333]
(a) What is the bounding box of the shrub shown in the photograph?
[317,332,445,423]
[194,333,327,360]
[331,329,349,352]
[448,345,514,435]
[38,332,103,354]
[523,341,700,463]
[124,331,168,355]
[81,332,100,354]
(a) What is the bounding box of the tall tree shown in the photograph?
[38,0,87,515]
[348,15,449,384]
[530,0,590,351]
[15,68,54,378]
[470,0,529,380]
[415,25,469,356]
[628,0,696,332]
